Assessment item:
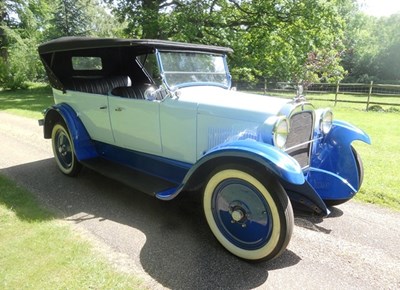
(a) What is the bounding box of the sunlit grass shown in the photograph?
[0,83,54,118]
[0,175,144,289]
[332,108,399,209]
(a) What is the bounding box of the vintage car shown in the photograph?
[38,37,370,262]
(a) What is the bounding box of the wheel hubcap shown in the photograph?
[212,178,273,250]
[231,208,245,222]
[55,130,73,169]
[58,144,68,156]
[229,201,250,224]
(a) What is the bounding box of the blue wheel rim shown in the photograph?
[211,178,273,250]
[55,129,73,169]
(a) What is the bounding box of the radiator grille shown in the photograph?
[285,111,313,168]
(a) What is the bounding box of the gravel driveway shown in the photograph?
[0,111,399,289]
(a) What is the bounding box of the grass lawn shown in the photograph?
[0,175,144,289]
[326,105,399,210]
[0,83,54,118]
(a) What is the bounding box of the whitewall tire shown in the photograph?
[203,165,293,261]
[51,123,82,176]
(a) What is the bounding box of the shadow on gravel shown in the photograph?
[293,207,343,234]
[1,159,304,289]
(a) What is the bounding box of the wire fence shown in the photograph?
[234,81,400,111]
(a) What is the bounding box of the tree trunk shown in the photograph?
[0,4,8,61]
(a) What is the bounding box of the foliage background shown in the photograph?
[1,0,400,89]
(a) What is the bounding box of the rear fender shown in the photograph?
[43,103,98,161]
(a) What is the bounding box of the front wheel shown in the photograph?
[203,165,294,261]
[51,123,82,176]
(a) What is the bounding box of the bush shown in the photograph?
[0,29,45,90]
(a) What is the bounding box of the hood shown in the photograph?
[176,86,291,122]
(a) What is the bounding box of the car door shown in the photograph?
[108,96,162,154]
[53,90,115,144]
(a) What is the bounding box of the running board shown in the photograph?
[82,158,178,197]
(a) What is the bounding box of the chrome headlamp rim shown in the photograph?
[320,108,333,134]
[273,116,290,149]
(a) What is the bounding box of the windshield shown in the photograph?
[157,51,231,89]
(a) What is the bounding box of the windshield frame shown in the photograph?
[155,49,232,91]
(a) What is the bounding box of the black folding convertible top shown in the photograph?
[38,37,232,92]
[38,37,233,55]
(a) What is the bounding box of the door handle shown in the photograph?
[99,105,107,110]
[115,107,124,112]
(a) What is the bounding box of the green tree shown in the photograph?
[373,14,400,82]
[48,0,89,38]
[342,13,380,82]
[109,0,175,38]
[0,26,44,89]
[0,0,126,89]
[110,0,356,84]
[0,0,52,89]
[86,0,127,37]
[0,1,8,60]
[223,0,356,84]
[48,0,127,38]
[343,13,400,83]
[0,0,24,61]
[0,0,361,88]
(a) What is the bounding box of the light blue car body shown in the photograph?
[39,38,370,217]
[38,37,372,262]
[43,91,370,216]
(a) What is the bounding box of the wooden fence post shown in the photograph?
[334,81,340,106]
[366,81,373,111]
[264,78,267,95]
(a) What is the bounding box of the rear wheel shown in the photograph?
[51,123,82,176]
[203,165,293,261]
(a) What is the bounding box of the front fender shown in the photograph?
[330,120,371,145]
[44,103,98,161]
[310,120,371,197]
[156,140,305,201]
[202,140,305,185]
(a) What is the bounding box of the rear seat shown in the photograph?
[111,84,157,100]
[65,76,132,95]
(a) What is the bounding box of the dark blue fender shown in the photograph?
[204,140,305,184]
[308,120,371,201]
[44,103,98,161]
[157,139,305,200]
